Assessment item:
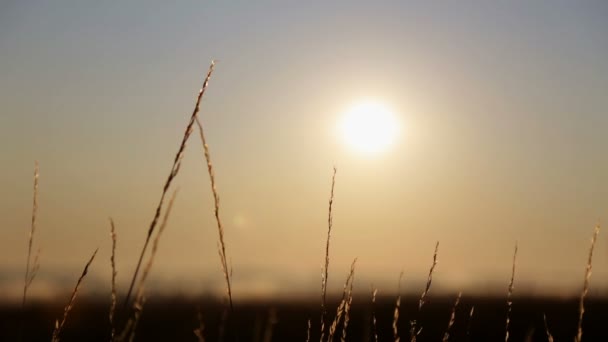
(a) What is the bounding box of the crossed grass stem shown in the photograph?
[123,61,216,308]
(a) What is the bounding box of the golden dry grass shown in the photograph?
[466,306,475,339]
[327,258,356,342]
[419,242,439,311]
[22,161,40,310]
[410,241,439,342]
[371,285,379,342]
[305,318,311,342]
[575,224,600,342]
[119,189,179,342]
[193,307,205,342]
[13,63,607,342]
[51,249,98,342]
[505,242,518,342]
[543,313,554,342]
[123,61,216,307]
[393,271,404,342]
[195,113,233,311]
[442,291,461,342]
[109,218,118,341]
[340,265,355,342]
[320,166,337,342]
[262,308,278,342]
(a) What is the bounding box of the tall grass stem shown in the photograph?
[123,61,216,307]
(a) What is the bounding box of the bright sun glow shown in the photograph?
[339,100,399,155]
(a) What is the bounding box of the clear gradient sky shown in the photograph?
[1,1,608,301]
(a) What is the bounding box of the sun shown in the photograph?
[339,100,400,155]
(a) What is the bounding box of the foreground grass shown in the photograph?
[12,63,605,341]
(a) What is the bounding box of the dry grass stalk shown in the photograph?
[329,308,343,342]
[122,189,178,340]
[51,248,98,342]
[410,241,439,342]
[442,292,462,342]
[393,271,404,342]
[543,313,553,342]
[408,322,419,342]
[504,242,518,342]
[218,305,229,342]
[193,307,205,342]
[22,161,40,309]
[419,241,439,311]
[117,319,133,342]
[575,224,600,342]
[127,295,146,342]
[194,113,234,311]
[109,218,118,341]
[262,308,278,342]
[19,163,41,340]
[320,166,337,342]
[371,285,379,342]
[328,258,357,342]
[134,190,178,300]
[341,262,356,342]
[306,318,312,342]
[466,306,474,340]
[123,61,216,307]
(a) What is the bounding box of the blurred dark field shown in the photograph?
[2,295,607,341]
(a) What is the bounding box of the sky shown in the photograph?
[1,1,608,301]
